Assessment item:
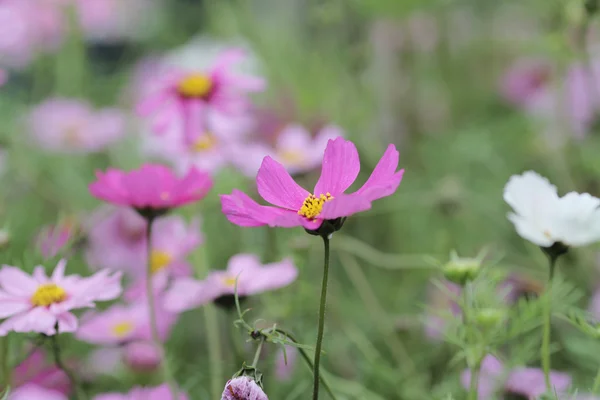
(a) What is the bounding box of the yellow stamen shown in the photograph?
[279,150,306,166]
[111,321,135,338]
[177,73,213,99]
[222,276,237,288]
[298,193,333,220]
[192,133,217,152]
[150,250,172,274]
[31,283,67,307]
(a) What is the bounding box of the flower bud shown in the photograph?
[474,308,506,330]
[443,257,481,286]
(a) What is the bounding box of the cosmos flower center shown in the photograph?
[192,133,217,152]
[150,250,172,274]
[111,321,135,338]
[279,150,306,166]
[298,193,333,220]
[177,73,213,99]
[222,276,237,288]
[31,283,67,307]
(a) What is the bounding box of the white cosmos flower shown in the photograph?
[503,171,600,247]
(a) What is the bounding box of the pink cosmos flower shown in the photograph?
[221,376,268,400]
[164,254,298,312]
[89,164,212,214]
[77,301,176,345]
[461,355,571,399]
[221,137,404,233]
[36,218,79,258]
[122,341,163,372]
[93,384,188,400]
[12,349,70,395]
[8,384,67,400]
[230,124,343,177]
[0,259,122,335]
[500,58,552,107]
[137,48,265,146]
[27,98,125,153]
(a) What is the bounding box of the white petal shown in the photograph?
[507,213,554,247]
[503,171,559,218]
[556,192,600,246]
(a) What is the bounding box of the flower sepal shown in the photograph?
[541,242,569,261]
[231,363,264,389]
[304,217,346,238]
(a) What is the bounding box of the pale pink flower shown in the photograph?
[122,341,163,372]
[8,384,67,400]
[221,137,404,232]
[77,301,176,345]
[0,260,122,335]
[230,124,343,177]
[221,376,268,400]
[12,349,70,395]
[500,58,552,107]
[89,164,212,213]
[93,384,188,400]
[164,254,297,312]
[27,98,125,153]
[136,48,265,146]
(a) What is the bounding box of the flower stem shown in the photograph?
[468,361,481,400]
[313,235,331,400]
[145,216,179,400]
[251,338,265,368]
[50,335,85,400]
[0,336,10,390]
[593,366,600,393]
[462,283,480,400]
[542,254,558,391]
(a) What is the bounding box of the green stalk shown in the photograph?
[50,335,85,400]
[145,216,179,399]
[542,255,558,391]
[313,235,331,400]
[0,336,10,390]
[592,366,600,394]
[251,338,265,368]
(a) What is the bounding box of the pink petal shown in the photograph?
[314,137,360,196]
[354,144,404,202]
[244,258,298,295]
[51,259,67,281]
[0,291,30,318]
[220,190,289,227]
[319,194,372,220]
[163,278,213,312]
[0,266,38,296]
[56,312,78,333]
[256,156,309,210]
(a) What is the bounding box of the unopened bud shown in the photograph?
[474,308,505,329]
[443,258,481,286]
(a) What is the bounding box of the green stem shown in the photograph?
[50,335,85,400]
[313,235,331,400]
[0,336,9,390]
[275,329,338,400]
[251,338,265,368]
[468,361,481,400]
[542,255,558,391]
[593,366,600,394]
[462,283,479,400]
[145,216,179,400]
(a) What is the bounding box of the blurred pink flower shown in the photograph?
[164,253,297,312]
[221,376,268,400]
[500,58,552,107]
[94,384,188,400]
[89,164,212,213]
[27,98,125,153]
[136,48,265,146]
[12,349,70,395]
[230,124,343,177]
[122,341,163,372]
[424,281,462,340]
[0,259,122,335]
[461,355,571,399]
[77,301,176,345]
[8,384,67,400]
[275,345,298,381]
[0,0,63,68]
[36,218,79,258]
[221,137,404,231]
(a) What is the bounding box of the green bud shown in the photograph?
[443,258,481,286]
[474,308,505,329]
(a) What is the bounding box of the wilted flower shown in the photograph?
[221,137,404,235]
[221,376,268,400]
[0,259,122,335]
[27,98,125,153]
[93,384,188,400]
[137,48,264,146]
[88,164,212,216]
[504,171,600,248]
[164,253,297,312]
[461,355,571,399]
[8,384,67,400]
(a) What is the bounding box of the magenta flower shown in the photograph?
[12,349,70,395]
[27,98,125,153]
[0,260,122,335]
[76,301,176,345]
[461,355,571,399]
[164,253,297,312]
[221,137,404,234]
[93,384,188,400]
[230,124,343,177]
[88,164,212,215]
[221,376,268,400]
[8,384,67,400]
[137,48,265,146]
